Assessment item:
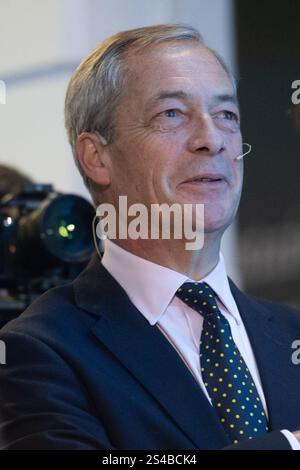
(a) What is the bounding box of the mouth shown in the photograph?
[180,173,228,186]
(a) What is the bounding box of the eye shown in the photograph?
[151,107,186,132]
[214,109,240,131]
[218,110,239,121]
[162,109,180,118]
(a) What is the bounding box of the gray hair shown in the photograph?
[64,24,236,201]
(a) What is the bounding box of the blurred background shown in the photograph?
[0,0,299,309]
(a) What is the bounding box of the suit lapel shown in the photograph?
[74,255,230,449]
[229,279,300,432]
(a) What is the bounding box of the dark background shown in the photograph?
[235,0,300,307]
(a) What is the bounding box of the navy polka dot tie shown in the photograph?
[176,281,269,444]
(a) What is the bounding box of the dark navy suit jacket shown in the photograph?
[0,254,299,450]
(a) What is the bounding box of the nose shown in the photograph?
[187,114,225,156]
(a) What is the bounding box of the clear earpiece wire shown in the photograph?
[236,143,252,160]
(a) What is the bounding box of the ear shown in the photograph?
[76,132,111,187]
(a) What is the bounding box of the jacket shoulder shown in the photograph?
[251,294,300,319]
[229,277,300,328]
[0,282,95,343]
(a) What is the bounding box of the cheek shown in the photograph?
[229,148,243,183]
[228,167,243,219]
[143,135,184,182]
[113,127,190,198]
[235,160,244,191]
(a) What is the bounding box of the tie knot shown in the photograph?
[176,281,219,318]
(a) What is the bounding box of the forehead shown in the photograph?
[123,42,234,103]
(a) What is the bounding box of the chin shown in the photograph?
[203,221,231,235]
[203,209,236,235]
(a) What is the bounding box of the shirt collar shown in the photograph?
[101,239,241,326]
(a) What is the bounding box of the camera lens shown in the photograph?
[40,194,95,263]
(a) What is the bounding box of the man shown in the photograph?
[0,24,300,450]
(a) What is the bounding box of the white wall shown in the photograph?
[0,0,241,283]
[0,1,62,73]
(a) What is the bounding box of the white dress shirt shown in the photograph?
[101,238,299,450]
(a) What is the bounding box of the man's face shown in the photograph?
[105,42,243,235]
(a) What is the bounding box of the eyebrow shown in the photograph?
[147,90,239,108]
[211,93,239,107]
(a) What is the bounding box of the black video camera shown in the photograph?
[0,183,95,326]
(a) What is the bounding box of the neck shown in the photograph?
[111,234,221,280]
